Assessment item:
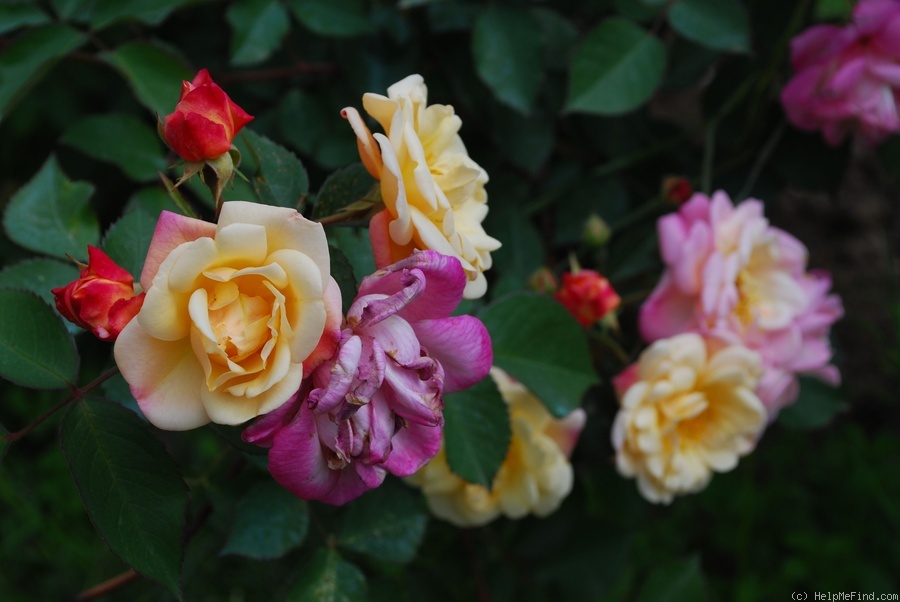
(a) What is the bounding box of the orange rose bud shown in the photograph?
[555,270,620,327]
[162,68,253,162]
[52,246,145,342]
[661,176,693,206]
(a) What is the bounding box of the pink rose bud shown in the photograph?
[555,270,621,327]
[52,246,145,342]
[162,68,253,162]
[661,176,693,206]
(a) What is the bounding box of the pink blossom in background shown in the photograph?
[244,251,493,505]
[638,191,843,416]
[780,0,900,146]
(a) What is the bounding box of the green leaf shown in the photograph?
[221,481,308,560]
[0,3,50,35]
[278,89,328,155]
[472,7,543,114]
[90,0,196,29]
[479,293,598,417]
[60,398,187,597]
[238,130,309,208]
[314,163,377,220]
[637,555,709,602]
[329,245,358,314]
[490,105,555,174]
[336,479,427,564]
[227,0,290,66]
[287,0,373,37]
[103,42,192,117]
[565,18,665,116]
[102,207,156,281]
[668,0,750,54]
[778,377,845,430]
[3,156,99,260]
[125,186,182,218]
[0,258,80,307]
[288,548,366,602]
[485,195,543,295]
[443,376,511,488]
[815,0,852,20]
[533,8,578,71]
[60,113,166,182]
[0,24,86,123]
[329,227,376,284]
[0,290,77,389]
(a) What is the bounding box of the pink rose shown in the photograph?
[780,0,900,146]
[244,251,493,505]
[52,246,144,342]
[555,270,621,327]
[163,69,253,162]
[639,191,843,415]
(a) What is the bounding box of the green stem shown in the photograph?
[737,121,787,201]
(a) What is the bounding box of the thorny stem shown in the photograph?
[4,366,120,444]
[68,570,140,602]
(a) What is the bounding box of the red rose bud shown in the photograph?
[662,176,693,206]
[555,270,621,327]
[162,68,253,162]
[52,246,145,342]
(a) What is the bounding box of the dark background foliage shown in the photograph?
[1,0,899,600]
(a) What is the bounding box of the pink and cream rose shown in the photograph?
[114,201,342,431]
[639,191,843,415]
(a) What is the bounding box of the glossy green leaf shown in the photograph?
[0,290,78,389]
[565,18,665,116]
[443,376,511,488]
[3,156,99,260]
[103,43,192,117]
[637,555,709,602]
[61,113,166,182]
[102,207,156,281]
[313,163,377,219]
[227,0,290,66]
[221,481,308,560]
[472,7,543,114]
[238,130,309,208]
[288,548,366,602]
[0,258,80,307]
[669,0,750,54]
[479,293,598,417]
[90,0,196,29]
[329,245,358,314]
[0,24,86,123]
[125,186,182,218]
[60,398,187,597]
[778,377,845,430]
[0,3,50,34]
[287,0,372,37]
[336,479,427,564]
[329,227,376,285]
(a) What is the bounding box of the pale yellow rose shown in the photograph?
[407,367,586,527]
[342,74,501,299]
[612,333,767,504]
[114,201,342,431]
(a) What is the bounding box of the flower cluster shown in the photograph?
[781,0,900,146]
[407,367,585,526]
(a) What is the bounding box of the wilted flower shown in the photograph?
[52,246,144,341]
[244,251,493,505]
[342,74,501,299]
[407,367,586,527]
[114,202,342,431]
[639,191,842,415]
[612,333,766,504]
[555,269,621,327]
[780,0,900,146]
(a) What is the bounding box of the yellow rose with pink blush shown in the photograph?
[114,201,342,431]
[342,74,501,299]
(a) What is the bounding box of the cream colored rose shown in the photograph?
[114,202,342,431]
[407,367,586,527]
[612,333,767,504]
[342,74,500,299]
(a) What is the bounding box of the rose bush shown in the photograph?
[114,201,342,430]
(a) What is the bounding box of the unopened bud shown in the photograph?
[582,214,611,247]
[661,176,693,206]
[528,267,558,295]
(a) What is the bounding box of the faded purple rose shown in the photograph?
[244,251,493,504]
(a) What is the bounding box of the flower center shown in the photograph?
[207,281,270,363]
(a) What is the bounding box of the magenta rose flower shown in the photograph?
[244,251,493,505]
[638,191,843,415]
[780,0,900,146]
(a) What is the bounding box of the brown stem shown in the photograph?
[216,62,336,84]
[69,570,140,602]
[4,366,120,443]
